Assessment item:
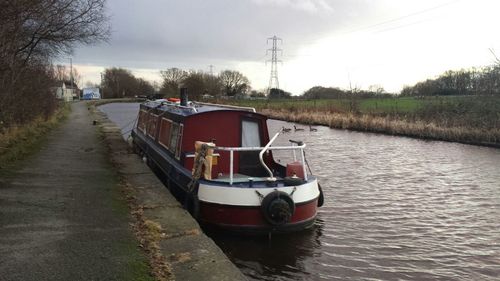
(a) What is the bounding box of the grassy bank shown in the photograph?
[221,96,500,147]
[0,103,71,169]
[89,97,146,107]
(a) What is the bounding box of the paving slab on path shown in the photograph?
[0,102,152,281]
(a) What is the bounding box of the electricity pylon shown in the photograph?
[266,35,282,92]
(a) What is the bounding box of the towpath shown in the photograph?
[0,102,151,281]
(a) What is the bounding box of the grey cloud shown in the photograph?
[75,0,375,68]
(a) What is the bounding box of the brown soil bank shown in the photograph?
[261,109,500,148]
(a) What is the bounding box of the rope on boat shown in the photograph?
[118,116,139,136]
[183,143,209,219]
[187,143,209,192]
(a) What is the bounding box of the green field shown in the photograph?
[224,95,498,112]
[220,95,500,129]
[221,96,431,114]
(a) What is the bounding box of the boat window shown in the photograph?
[241,119,261,147]
[147,114,159,139]
[158,118,172,149]
[240,119,266,176]
[169,122,180,153]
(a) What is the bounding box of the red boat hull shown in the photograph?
[198,198,318,233]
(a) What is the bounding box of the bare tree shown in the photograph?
[136,78,154,96]
[182,71,206,99]
[219,70,250,97]
[1,0,109,70]
[0,0,110,127]
[53,64,80,86]
[102,67,138,98]
[203,73,223,97]
[159,68,187,96]
[368,84,386,95]
[54,65,66,81]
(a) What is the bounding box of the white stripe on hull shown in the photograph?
[198,180,319,206]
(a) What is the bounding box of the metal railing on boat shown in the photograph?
[212,131,308,185]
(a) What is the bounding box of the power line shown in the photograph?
[266,35,282,91]
[374,18,430,34]
[343,0,461,35]
[263,1,462,62]
[285,0,461,47]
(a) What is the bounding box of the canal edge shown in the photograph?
[90,104,247,281]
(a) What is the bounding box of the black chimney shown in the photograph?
[180,88,188,106]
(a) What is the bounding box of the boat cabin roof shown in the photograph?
[141,99,261,118]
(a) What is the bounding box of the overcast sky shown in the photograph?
[71,0,500,94]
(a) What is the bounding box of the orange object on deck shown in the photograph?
[167,97,180,102]
[286,161,305,179]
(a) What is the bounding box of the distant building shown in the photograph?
[82,87,101,100]
[54,80,79,102]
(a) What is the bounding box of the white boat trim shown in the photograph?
[198,179,319,206]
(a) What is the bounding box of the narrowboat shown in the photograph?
[130,89,324,234]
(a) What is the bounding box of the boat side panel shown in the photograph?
[182,111,270,175]
[132,129,192,191]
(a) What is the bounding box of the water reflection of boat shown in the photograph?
[131,89,324,234]
[208,218,325,280]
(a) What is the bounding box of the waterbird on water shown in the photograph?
[294,125,305,132]
[309,125,317,132]
[282,126,292,132]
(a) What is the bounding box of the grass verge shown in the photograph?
[100,153,155,281]
[88,98,146,107]
[0,102,71,170]
[91,104,174,281]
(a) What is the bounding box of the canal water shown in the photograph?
[99,103,500,281]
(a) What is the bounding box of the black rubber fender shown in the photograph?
[260,191,295,226]
[317,183,324,207]
[283,176,306,186]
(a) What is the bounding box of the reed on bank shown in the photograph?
[221,96,500,147]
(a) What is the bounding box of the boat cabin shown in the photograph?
[135,99,280,183]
